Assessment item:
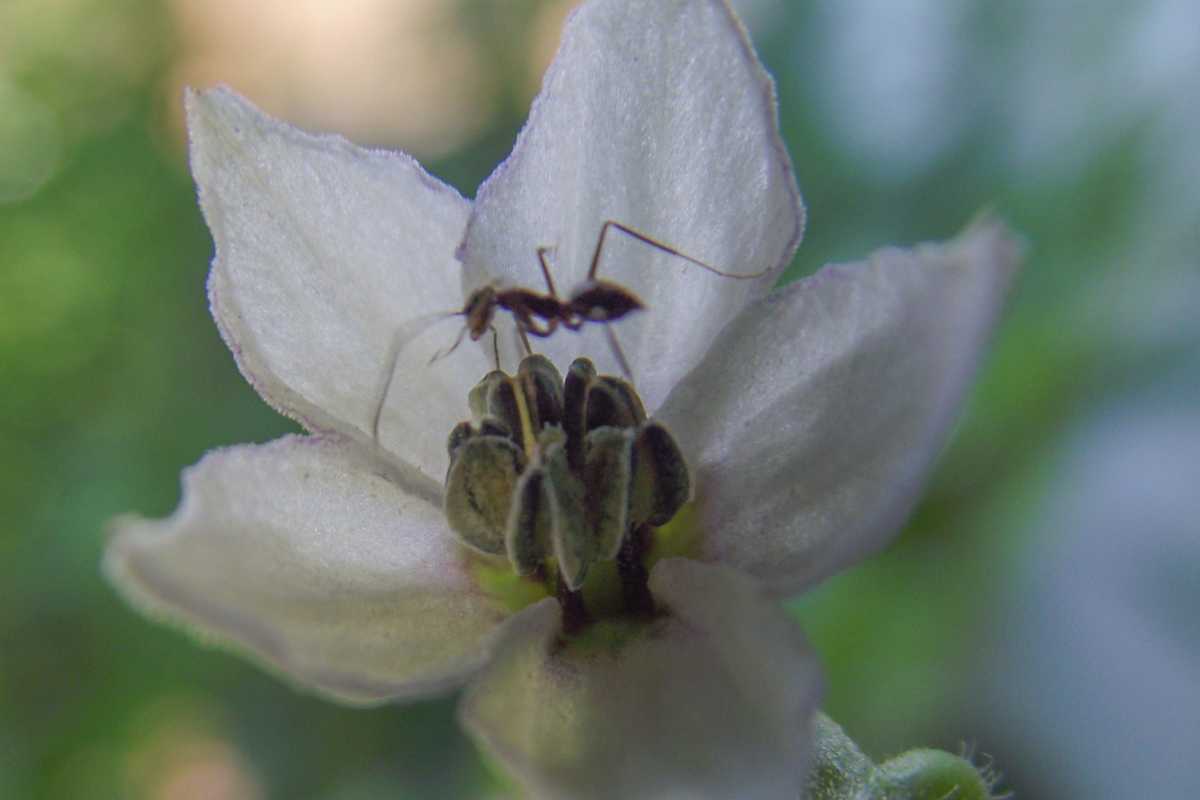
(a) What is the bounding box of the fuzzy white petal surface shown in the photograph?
[105,435,509,704]
[190,87,486,486]
[460,558,821,799]
[459,0,802,409]
[658,218,1021,594]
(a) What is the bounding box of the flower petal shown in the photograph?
[458,0,802,410]
[189,87,487,485]
[460,558,821,799]
[658,217,1021,595]
[105,435,510,704]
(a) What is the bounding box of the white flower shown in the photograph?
[105,0,1020,797]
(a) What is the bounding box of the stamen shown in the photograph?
[617,523,655,617]
[510,373,537,457]
[443,353,693,630]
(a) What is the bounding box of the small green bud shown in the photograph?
[872,749,994,800]
[807,713,1000,800]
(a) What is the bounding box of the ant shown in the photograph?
[370,220,769,443]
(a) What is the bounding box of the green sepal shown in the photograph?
[806,713,999,800]
[807,713,874,800]
[443,435,525,555]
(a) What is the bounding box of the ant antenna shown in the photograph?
[517,325,534,357]
[370,309,460,444]
[588,220,772,282]
[429,322,472,365]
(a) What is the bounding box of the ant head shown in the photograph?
[463,285,498,340]
[568,280,645,322]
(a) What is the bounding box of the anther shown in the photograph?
[443,353,693,629]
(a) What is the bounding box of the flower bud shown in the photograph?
[873,749,994,800]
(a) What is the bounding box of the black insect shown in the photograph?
[370,220,768,443]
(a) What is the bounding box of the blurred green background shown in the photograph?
[2,1,1196,797]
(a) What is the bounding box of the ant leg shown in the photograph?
[588,219,771,282]
[535,246,561,298]
[521,316,560,339]
[517,324,533,358]
[489,325,502,371]
[603,323,635,383]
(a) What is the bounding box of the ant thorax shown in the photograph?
[500,287,562,322]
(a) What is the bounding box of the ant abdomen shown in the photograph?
[568,281,644,322]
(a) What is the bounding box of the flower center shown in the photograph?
[444,354,693,632]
